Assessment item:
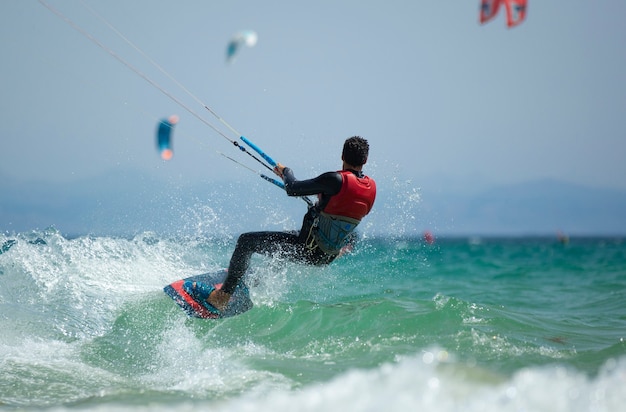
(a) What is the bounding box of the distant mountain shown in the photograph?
[418,178,626,236]
[0,171,303,237]
[2,173,625,237]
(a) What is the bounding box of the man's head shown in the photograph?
[342,136,369,168]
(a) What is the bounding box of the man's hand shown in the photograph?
[274,163,286,178]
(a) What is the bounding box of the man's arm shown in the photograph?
[282,168,342,197]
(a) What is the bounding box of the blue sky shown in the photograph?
[2,1,625,195]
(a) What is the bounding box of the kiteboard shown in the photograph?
[163,269,252,319]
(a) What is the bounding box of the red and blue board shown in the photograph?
[163,270,253,319]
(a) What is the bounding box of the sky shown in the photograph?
[1,1,626,197]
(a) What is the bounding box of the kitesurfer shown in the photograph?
[185,136,377,312]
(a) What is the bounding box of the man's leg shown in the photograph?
[208,231,300,309]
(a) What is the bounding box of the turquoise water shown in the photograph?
[1,230,625,411]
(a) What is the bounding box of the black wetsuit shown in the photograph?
[221,167,363,294]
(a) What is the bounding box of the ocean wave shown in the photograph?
[1,231,625,411]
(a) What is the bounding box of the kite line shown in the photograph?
[38,0,279,177]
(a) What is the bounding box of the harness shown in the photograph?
[306,212,361,255]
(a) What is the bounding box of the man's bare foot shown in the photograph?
[208,289,231,311]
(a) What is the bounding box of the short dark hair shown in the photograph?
[342,136,369,166]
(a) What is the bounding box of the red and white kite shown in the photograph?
[479,0,527,28]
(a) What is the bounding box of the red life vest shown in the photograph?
[322,170,376,220]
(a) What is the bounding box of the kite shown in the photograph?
[156,115,179,160]
[226,30,258,63]
[479,0,527,28]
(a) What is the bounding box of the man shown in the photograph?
[184,136,376,313]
